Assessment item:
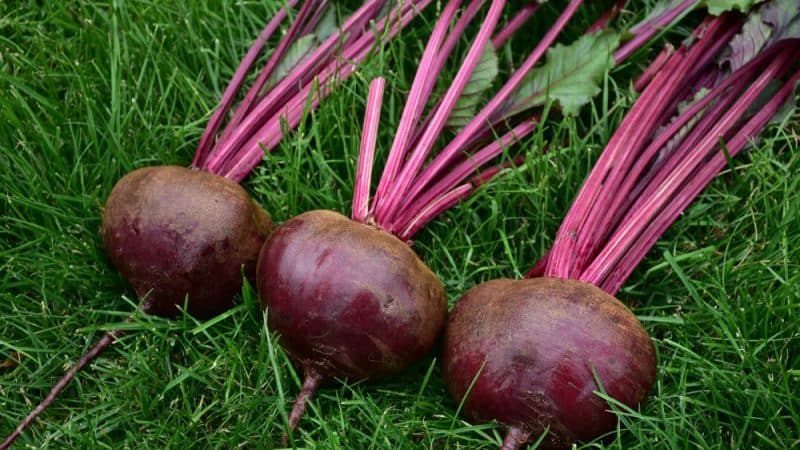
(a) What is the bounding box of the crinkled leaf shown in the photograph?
[723,0,800,71]
[724,10,772,70]
[761,0,800,42]
[447,44,499,129]
[505,30,620,117]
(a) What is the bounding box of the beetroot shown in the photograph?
[257,210,446,428]
[101,166,274,318]
[443,278,655,449]
[440,7,799,449]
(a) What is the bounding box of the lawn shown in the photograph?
[1,1,798,449]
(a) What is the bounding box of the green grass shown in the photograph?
[1,1,798,449]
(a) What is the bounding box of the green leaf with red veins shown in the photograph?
[505,30,620,117]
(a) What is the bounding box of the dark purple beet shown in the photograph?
[101,165,274,319]
[256,209,447,435]
[442,277,656,450]
[2,166,274,449]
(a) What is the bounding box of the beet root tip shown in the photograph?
[281,369,324,446]
[500,427,531,450]
[0,330,123,450]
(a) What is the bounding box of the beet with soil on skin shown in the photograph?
[257,209,446,373]
[442,278,656,449]
[101,165,274,319]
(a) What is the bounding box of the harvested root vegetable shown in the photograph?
[1,2,430,448]
[442,2,800,448]
[445,278,655,449]
[100,166,274,319]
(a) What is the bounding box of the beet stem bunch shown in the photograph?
[194,0,434,181]
[537,14,800,294]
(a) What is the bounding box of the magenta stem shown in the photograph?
[568,21,773,278]
[191,1,297,169]
[373,0,507,226]
[600,66,800,294]
[394,0,584,222]
[215,0,319,149]
[544,14,738,279]
[614,0,697,62]
[586,0,627,34]
[398,184,473,242]
[204,0,386,174]
[545,48,687,279]
[402,0,493,163]
[633,45,674,91]
[568,34,729,275]
[391,119,536,235]
[491,3,539,48]
[352,77,386,223]
[371,0,464,213]
[580,47,796,288]
[217,0,433,182]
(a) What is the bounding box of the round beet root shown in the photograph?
[442,277,656,449]
[256,209,447,432]
[101,165,274,319]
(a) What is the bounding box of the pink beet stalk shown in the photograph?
[192,0,434,182]
[353,78,386,223]
[614,0,697,62]
[214,0,321,148]
[491,3,540,48]
[586,0,628,34]
[389,0,585,220]
[535,6,799,296]
[371,0,464,209]
[390,119,536,233]
[219,0,435,182]
[191,1,298,168]
[373,0,508,223]
[580,47,797,290]
[353,0,697,245]
[202,0,386,174]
